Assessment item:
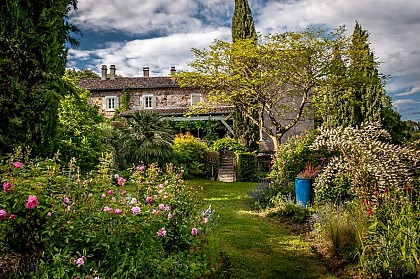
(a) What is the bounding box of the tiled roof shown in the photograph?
[78,77,178,91]
[120,106,234,117]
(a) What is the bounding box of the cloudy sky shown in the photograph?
[67,0,420,121]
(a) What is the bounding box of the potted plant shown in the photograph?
[295,163,322,207]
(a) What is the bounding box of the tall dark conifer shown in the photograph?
[231,0,259,151]
[0,0,78,157]
[348,21,384,125]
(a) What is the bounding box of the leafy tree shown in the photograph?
[231,0,259,151]
[177,28,342,151]
[57,70,108,171]
[0,0,78,157]
[119,111,174,167]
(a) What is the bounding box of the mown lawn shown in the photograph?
[187,179,337,279]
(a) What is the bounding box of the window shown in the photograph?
[191,93,202,106]
[143,94,154,109]
[104,96,119,111]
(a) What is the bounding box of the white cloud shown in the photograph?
[69,28,231,76]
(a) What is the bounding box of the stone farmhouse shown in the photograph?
[78,65,314,180]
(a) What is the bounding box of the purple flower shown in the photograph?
[164,206,171,211]
[191,227,198,236]
[131,206,141,215]
[130,197,137,204]
[0,209,7,221]
[114,209,122,215]
[146,196,153,204]
[63,197,70,204]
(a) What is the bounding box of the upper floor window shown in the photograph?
[191,93,202,106]
[143,94,155,109]
[104,96,119,111]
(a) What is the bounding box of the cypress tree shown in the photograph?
[0,0,78,157]
[231,0,259,151]
[348,21,384,125]
[232,0,257,42]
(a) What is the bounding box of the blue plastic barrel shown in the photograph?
[295,178,311,207]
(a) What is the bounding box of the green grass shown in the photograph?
[188,179,337,279]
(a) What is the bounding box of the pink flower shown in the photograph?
[10,214,16,219]
[114,208,122,215]
[152,209,158,215]
[3,181,14,193]
[25,195,38,209]
[12,162,23,168]
[164,206,171,211]
[130,197,137,204]
[146,196,153,204]
[137,165,145,171]
[74,256,85,267]
[63,197,70,204]
[101,193,106,198]
[159,184,164,189]
[103,206,112,212]
[47,212,52,217]
[117,177,126,186]
[131,206,141,215]
[159,204,165,210]
[121,190,127,195]
[108,189,114,195]
[157,227,167,237]
[191,227,198,236]
[167,213,173,219]
[114,174,120,179]
[203,217,209,223]
[0,210,7,221]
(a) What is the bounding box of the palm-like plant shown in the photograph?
[119,111,174,166]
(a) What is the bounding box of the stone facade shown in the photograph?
[78,65,314,154]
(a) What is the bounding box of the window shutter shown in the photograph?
[115,97,120,109]
[102,97,107,109]
[152,96,157,108]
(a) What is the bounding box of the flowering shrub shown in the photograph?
[0,148,217,278]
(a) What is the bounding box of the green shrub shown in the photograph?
[0,148,217,278]
[172,132,209,179]
[267,194,310,223]
[237,152,258,182]
[212,137,245,153]
[270,130,331,185]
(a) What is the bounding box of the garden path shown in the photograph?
[189,179,337,279]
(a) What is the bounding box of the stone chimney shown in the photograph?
[110,65,116,80]
[143,67,149,77]
[170,66,176,76]
[101,65,107,80]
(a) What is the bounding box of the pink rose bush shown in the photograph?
[0,153,215,278]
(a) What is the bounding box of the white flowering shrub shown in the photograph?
[311,123,419,203]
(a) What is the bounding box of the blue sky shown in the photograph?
[67,0,420,121]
